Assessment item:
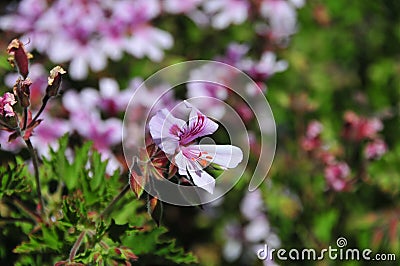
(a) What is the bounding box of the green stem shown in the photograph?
[0,216,34,224]
[28,95,49,128]
[100,183,130,219]
[0,119,14,130]
[22,107,28,130]
[25,138,45,218]
[10,197,41,223]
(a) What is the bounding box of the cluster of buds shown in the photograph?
[129,141,177,200]
[342,111,387,160]
[300,111,388,192]
[300,120,323,152]
[300,120,351,192]
[129,141,177,225]
[342,111,383,141]
[0,39,66,143]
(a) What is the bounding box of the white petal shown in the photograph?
[194,145,243,168]
[187,165,216,194]
[175,151,215,194]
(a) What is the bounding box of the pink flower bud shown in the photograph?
[13,78,32,108]
[46,66,66,97]
[7,39,32,79]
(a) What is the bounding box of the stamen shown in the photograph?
[199,159,208,167]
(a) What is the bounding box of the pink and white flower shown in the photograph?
[149,101,243,193]
[0,92,17,117]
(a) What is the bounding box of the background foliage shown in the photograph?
[0,0,399,265]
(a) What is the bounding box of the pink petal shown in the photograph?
[149,109,186,154]
[179,101,219,145]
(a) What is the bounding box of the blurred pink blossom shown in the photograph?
[162,0,203,14]
[0,131,24,152]
[0,0,173,80]
[203,0,250,29]
[62,90,122,151]
[223,189,280,264]
[240,189,265,220]
[30,114,70,157]
[82,78,135,115]
[301,120,323,151]
[217,43,249,66]
[343,111,383,141]
[259,0,303,41]
[324,162,350,191]
[364,139,387,160]
[238,51,288,82]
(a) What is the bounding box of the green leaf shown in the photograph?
[42,226,62,251]
[0,162,31,198]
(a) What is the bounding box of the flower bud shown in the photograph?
[46,66,66,97]
[13,78,32,108]
[7,39,33,79]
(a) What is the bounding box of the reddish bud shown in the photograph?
[7,39,32,79]
[46,66,66,97]
[129,169,146,199]
[13,78,32,108]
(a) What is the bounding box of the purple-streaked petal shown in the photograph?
[188,145,243,169]
[188,168,215,194]
[174,150,216,194]
[149,109,186,154]
[179,101,219,145]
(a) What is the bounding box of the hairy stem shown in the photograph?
[100,183,130,219]
[25,138,45,218]
[69,230,86,262]
[10,197,41,223]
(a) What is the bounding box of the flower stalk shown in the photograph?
[25,138,45,217]
[69,230,86,262]
[99,182,130,219]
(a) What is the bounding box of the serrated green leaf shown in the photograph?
[89,151,107,191]
[42,226,62,251]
